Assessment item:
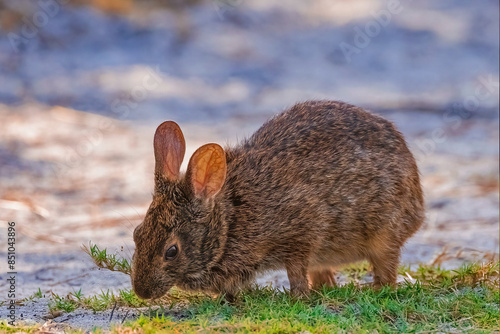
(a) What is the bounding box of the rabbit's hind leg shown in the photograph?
[308,268,336,290]
[368,245,400,288]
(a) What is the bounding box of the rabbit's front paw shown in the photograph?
[286,262,310,298]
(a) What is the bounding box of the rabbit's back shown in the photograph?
[223,100,424,268]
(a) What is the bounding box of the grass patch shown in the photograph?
[6,244,497,333]
[80,243,498,332]
[82,242,131,275]
[112,261,498,333]
[45,254,500,333]
[0,322,39,333]
[45,288,149,314]
[25,288,44,300]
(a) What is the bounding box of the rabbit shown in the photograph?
[131,100,424,301]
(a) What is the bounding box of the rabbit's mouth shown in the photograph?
[139,286,172,300]
[132,278,172,300]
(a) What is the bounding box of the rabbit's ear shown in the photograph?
[187,143,227,199]
[154,121,186,180]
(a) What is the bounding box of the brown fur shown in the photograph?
[131,100,425,300]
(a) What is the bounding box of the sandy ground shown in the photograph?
[0,0,498,330]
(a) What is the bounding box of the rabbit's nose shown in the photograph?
[133,283,153,300]
[131,274,154,299]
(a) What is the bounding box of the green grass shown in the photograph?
[3,244,498,333]
[82,242,131,275]
[0,322,39,334]
[110,261,498,333]
[25,288,44,300]
[44,288,149,315]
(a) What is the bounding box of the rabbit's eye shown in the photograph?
[165,245,178,260]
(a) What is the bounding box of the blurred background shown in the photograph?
[0,0,498,297]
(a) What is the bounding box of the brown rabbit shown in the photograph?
[131,100,424,301]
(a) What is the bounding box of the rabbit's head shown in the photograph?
[131,121,227,299]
